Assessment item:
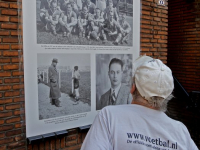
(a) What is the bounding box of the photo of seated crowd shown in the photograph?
[37,0,133,46]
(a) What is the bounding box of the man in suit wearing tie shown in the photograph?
[97,58,132,110]
[48,58,61,107]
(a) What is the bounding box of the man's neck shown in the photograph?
[111,83,121,90]
[131,97,157,110]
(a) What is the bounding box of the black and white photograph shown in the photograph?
[37,0,133,46]
[96,54,132,110]
[37,53,91,120]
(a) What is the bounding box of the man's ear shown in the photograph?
[130,83,136,94]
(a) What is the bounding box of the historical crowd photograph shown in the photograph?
[37,53,91,120]
[36,0,133,46]
[96,54,132,110]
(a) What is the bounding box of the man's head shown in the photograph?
[86,0,91,5]
[66,3,72,13]
[109,10,114,21]
[83,6,88,15]
[95,8,101,17]
[70,0,76,9]
[51,0,57,9]
[108,58,123,89]
[108,0,113,8]
[74,66,78,71]
[121,13,126,22]
[52,58,58,67]
[131,56,174,112]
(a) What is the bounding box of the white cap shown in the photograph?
[134,56,174,101]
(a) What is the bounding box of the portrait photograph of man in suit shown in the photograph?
[96,54,132,110]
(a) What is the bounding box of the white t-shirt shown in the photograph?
[81,105,198,150]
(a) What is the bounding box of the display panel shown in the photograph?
[23,0,140,137]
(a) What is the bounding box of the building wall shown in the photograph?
[168,0,200,92]
[0,0,169,149]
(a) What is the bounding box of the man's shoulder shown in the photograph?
[100,105,133,115]
[120,84,130,92]
[49,65,54,69]
[100,89,110,99]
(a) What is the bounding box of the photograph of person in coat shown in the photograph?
[48,58,61,107]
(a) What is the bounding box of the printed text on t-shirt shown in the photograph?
[127,133,178,150]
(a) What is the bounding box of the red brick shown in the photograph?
[12,71,24,76]
[5,79,19,84]
[0,106,4,111]
[154,17,161,22]
[0,31,10,36]
[154,35,161,39]
[4,91,20,97]
[3,64,19,70]
[0,85,11,91]
[142,1,150,6]
[11,44,23,50]
[5,104,21,110]
[141,38,150,42]
[0,133,5,138]
[0,98,13,104]
[0,58,11,63]
[151,39,158,43]
[0,16,9,22]
[141,34,153,38]
[15,123,23,128]
[141,24,153,29]
[0,125,14,132]
[0,44,10,50]
[6,129,22,137]
[1,9,17,15]
[0,120,4,125]
[158,39,168,43]
[6,117,21,123]
[142,10,151,15]
[10,17,19,23]
[7,141,25,149]
[141,29,151,34]
[0,111,12,118]
[12,58,22,63]
[158,31,167,35]
[1,23,17,29]
[0,145,6,150]
[14,109,25,115]
[0,79,2,84]
[10,3,19,9]
[11,30,20,36]
[154,43,161,47]
[15,135,25,142]
[3,37,18,43]
[19,24,22,30]
[13,84,24,90]
[154,8,161,13]
[141,43,153,47]
[3,51,18,57]
[0,2,9,8]
[142,15,153,20]
[141,20,151,25]
[20,78,24,83]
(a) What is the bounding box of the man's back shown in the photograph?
[81,105,198,150]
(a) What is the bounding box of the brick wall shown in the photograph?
[168,0,200,92]
[0,0,169,149]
